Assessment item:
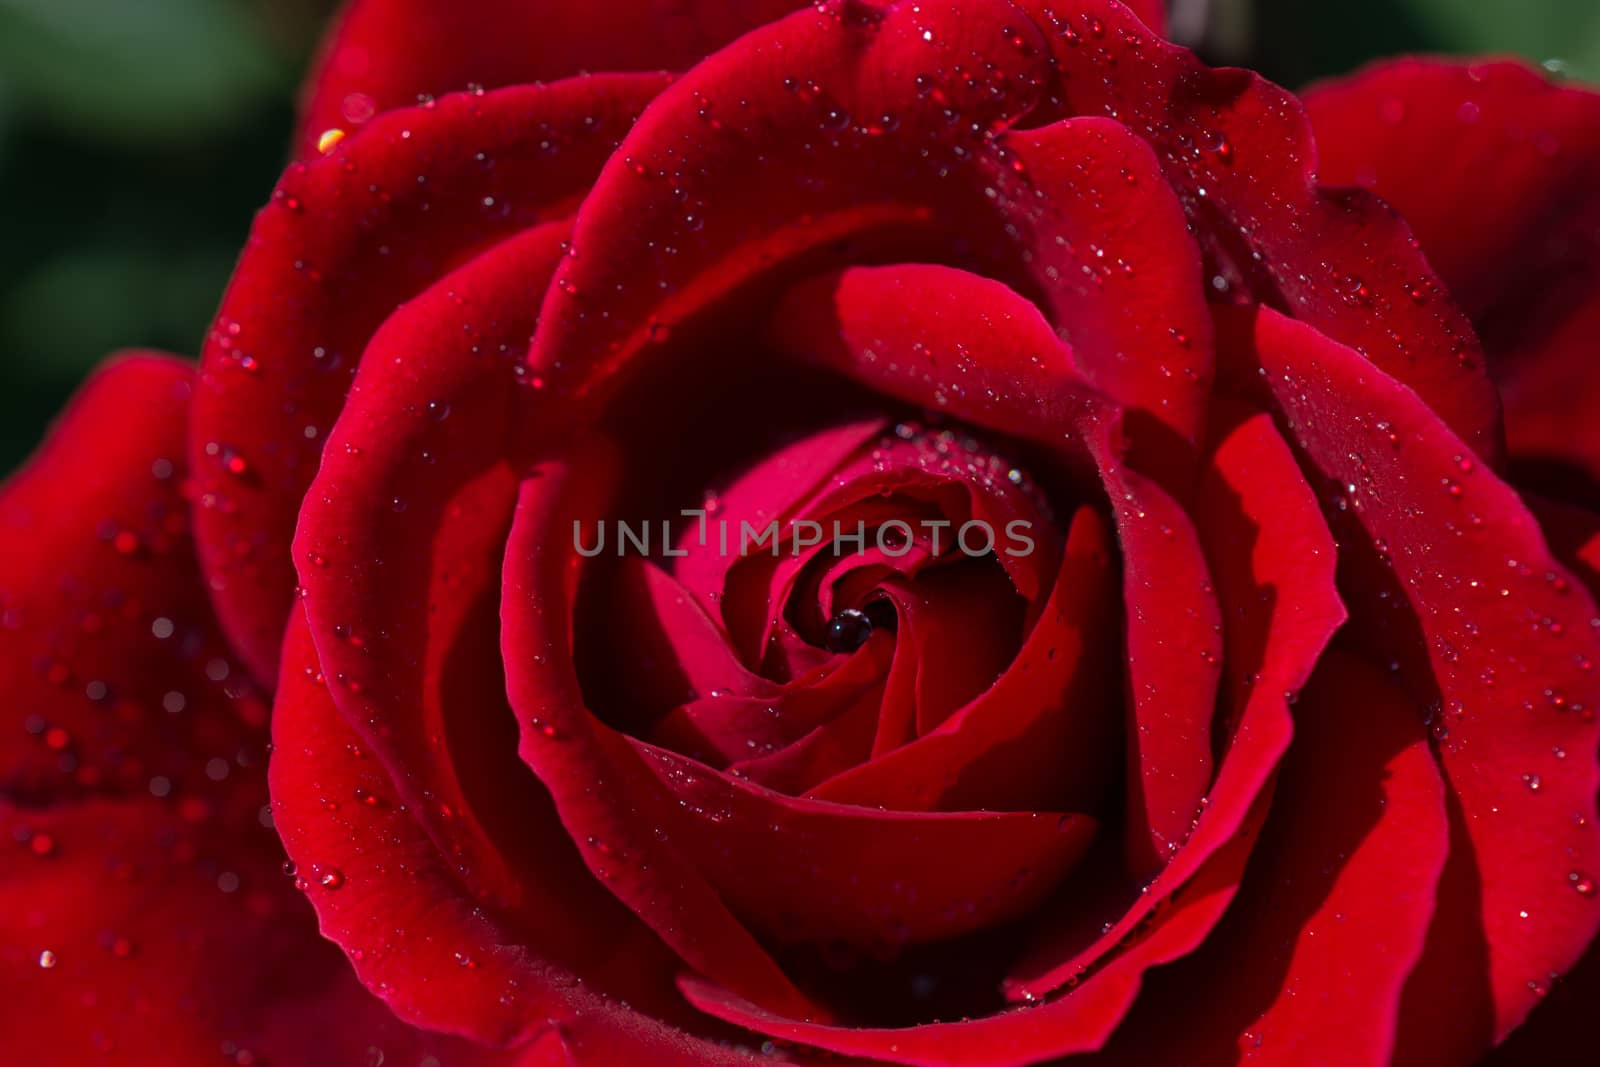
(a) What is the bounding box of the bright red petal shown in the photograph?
[1007,396,1344,1001]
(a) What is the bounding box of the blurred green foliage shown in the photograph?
[1,0,1596,469]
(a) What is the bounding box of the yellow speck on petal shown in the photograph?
[38,950,56,969]
[317,128,347,154]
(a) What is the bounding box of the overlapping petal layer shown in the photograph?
[1305,59,1600,493]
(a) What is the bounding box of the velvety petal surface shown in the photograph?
[297,0,813,157]
[1224,304,1600,1042]
[1091,651,1447,1066]
[771,264,1222,872]
[1304,58,1600,486]
[529,1,1215,455]
[1011,0,1503,461]
[190,75,668,684]
[0,356,521,1065]
[1,355,266,804]
[292,222,561,917]
[271,609,708,1047]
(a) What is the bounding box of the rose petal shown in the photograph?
[1304,58,1600,487]
[631,740,1098,953]
[0,354,267,806]
[0,355,534,1064]
[1224,303,1600,1041]
[809,506,1118,814]
[190,75,669,684]
[771,263,1222,871]
[1483,931,1600,1065]
[0,796,522,1066]
[292,223,572,919]
[297,0,813,157]
[271,609,688,1044]
[1091,651,1447,1066]
[678,814,1266,1067]
[503,453,821,1018]
[1009,0,1502,461]
[671,418,887,615]
[1006,395,1345,1000]
[530,1,1215,455]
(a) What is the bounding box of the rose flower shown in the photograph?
[3,2,1600,1064]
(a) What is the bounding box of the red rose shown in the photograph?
[4,2,1600,1064]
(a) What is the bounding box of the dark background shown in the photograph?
[1,0,1597,470]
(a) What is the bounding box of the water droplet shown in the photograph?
[1202,129,1234,163]
[318,867,346,890]
[37,950,57,969]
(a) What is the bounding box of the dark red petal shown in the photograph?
[1484,932,1600,1065]
[1004,119,1215,463]
[190,75,668,684]
[763,261,1339,1037]
[1226,304,1600,1041]
[676,387,1344,1065]
[297,0,812,157]
[772,263,1222,871]
[1092,428,1221,875]
[502,456,821,1018]
[530,2,1214,454]
[0,354,267,806]
[810,506,1118,813]
[270,609,689,1044]
[0,797,524,1066]
[679,812,1268,1066]
[528,1011,783,1067]
[1011,0,1502,461]
[1093,651,1446,1066]
[631,739,1097,951]
[1304,58,1600,484]
[1007,395,1344,1000]
[607,557,889,772]
[1528,494,1600,598]
[292,222,576,917]
[1304,59,1598,327]
[671,418,887,612]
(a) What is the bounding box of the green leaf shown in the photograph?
[0,0,287,142]
[1398,0,1600,80]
